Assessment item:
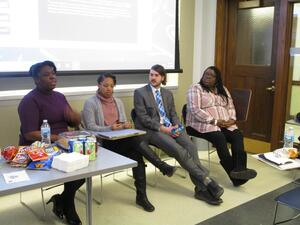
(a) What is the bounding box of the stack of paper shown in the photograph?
[253,152,300,170]
[262,152,293,165]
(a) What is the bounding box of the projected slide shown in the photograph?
[0,0,176,73]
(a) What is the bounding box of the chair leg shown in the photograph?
[289,213,300,223]
[83,175,103,205]
[126,168,133,178]
[77,177,102,205]
[112,171,135,190]
[273,202,278,225]
[19,191,44,220]
[292,170,300,185]
[207,141,211,170]
[86,176,103,205]
[148,147,161,187]
[174,160,187,178]
[40,188,46,217]
[99,174,103,204]
[19,189,46,218]
[273,202,300,225]
[19,192,23,205]
[274,213,300,225]
[126,167,156,188]
[145,165,158,187]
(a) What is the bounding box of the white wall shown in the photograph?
[192,0,216,150]
[193,0,217,83]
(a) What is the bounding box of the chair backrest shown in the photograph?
[181,104,187,125]
[80,111,86,130]
[273,187,300,225]
[131,109,137,122]
[230,88,252,122]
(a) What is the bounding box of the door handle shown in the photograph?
[266,85,276,92]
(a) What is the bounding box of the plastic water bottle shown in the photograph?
[283,127,294,149]
[41,119,51,145]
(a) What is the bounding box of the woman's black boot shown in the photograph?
[133,161,155,212]
[46,194,64,220]
[136,193,155,212]
[63,206,82,225]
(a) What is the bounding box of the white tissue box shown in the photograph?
[52,152,89,172]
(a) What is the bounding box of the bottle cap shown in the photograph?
[43,119,48,122]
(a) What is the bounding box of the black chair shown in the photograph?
[230,88,252,122]
[272,187,300,225]
[181,104,214,168]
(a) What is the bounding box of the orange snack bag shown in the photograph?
[27,147,48,161]
[10,146,30,167]
[2,146,18,162]
[288,148,298,159]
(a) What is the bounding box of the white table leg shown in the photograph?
[86,177,93,225]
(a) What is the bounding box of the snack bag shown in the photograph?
[44,145,61,157]
[27,147,48,161]
[27,148,60,170]
[288,148,299,159]
[27,159,52,170]
[2,145,18,162]
[31,141,43,148]
[10,146,30,167]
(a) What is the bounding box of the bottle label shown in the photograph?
[285,134,294,141]
[41,127,51,145]
[284,133,294,148]
[41,127,50,138]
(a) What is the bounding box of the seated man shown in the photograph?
[133,64,224,205]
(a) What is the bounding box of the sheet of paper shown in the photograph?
[3,170,30,184]
[253,154,300,170]
[263,152,293,165]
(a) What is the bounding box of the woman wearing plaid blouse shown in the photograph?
[186,66,257,187]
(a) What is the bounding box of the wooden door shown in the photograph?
[224,0,277,142]
[216,0,296,150]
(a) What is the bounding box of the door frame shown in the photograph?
[215,0,295,149]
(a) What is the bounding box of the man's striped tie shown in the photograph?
[155,90,171,127]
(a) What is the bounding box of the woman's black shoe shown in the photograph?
[64,208,82,225]
[136,195,155,212]
[231,178,249,187]
[230,168,257,180]
[46,194,64,220]
[66,217,82,225]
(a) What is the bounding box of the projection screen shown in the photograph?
[0,0,180,76]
